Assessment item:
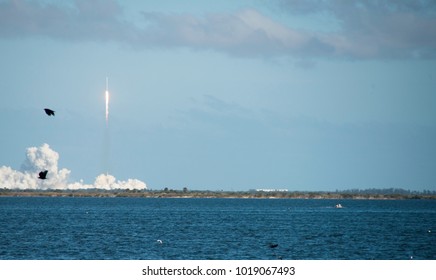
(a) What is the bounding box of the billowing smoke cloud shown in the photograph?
[0,143,147,190]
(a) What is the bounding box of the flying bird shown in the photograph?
[44,108,55,116]
[38,170,48,179]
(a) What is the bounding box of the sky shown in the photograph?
[0,0,435,192]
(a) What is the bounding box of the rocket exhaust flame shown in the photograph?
[105,77,109,126]
[103,77,111,176]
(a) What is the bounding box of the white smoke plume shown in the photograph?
[0,143,147,190]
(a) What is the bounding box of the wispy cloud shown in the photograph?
[1,0,435,59]
[277,0,436,59]
[0,0,133,41]
[137,9,324,57]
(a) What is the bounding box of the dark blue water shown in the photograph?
[0,197,435,260]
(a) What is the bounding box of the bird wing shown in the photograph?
[44,109,55,116]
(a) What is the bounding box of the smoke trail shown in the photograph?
[102,119,111,175]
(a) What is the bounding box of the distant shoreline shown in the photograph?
[0,189,435,199]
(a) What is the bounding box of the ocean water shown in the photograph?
[0,197,435,260]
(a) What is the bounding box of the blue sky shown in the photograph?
[1,0,435,191]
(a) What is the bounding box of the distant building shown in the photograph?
[252,188,289,193]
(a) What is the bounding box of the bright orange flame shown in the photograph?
[105,90,109,126]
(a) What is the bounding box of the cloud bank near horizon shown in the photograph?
[0,0,435,59]
[0,143,147,190]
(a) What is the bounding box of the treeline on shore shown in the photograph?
[0,188,435,199]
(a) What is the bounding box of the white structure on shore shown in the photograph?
[253,189,289,192]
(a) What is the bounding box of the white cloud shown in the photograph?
[0,143,147,190]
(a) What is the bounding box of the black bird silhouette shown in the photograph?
[44,108,55,116]
[269,243,279,248]
[38,170,48,179]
